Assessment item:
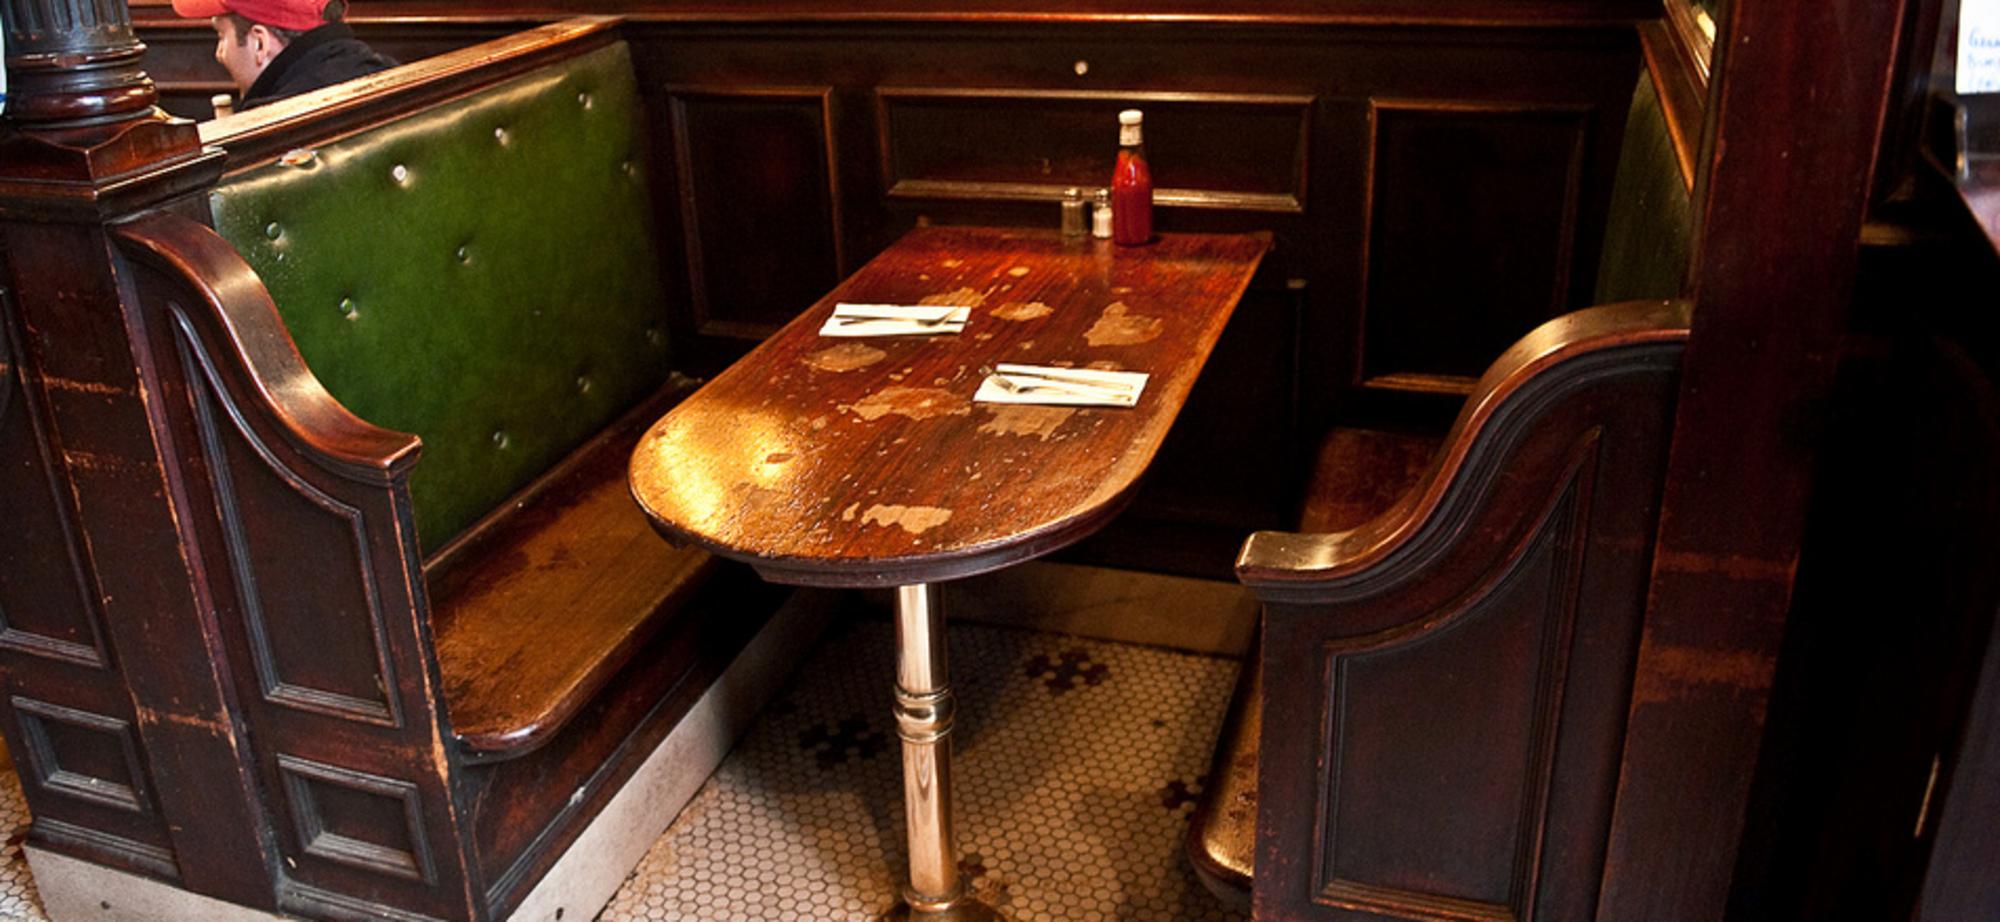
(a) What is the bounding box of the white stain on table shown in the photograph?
[859,504,953,534]
[1084,302,1163,346]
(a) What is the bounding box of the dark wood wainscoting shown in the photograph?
[135,3,1646,574]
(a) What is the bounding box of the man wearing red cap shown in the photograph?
[172,0,394,110]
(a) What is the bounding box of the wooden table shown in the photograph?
[630,225,1266,919]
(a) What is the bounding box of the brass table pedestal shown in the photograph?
[878,584,1007,922]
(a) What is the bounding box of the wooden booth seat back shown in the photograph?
[1293,71,1692,540]
[207,40,671,551]
[1185,67,1698,920]
[63,24,782,919]
[1239,301,1689,920]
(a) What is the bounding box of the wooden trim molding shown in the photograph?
[170,306,404,729]
[1638,18,1705,192]
[1360,372,1479,396]
[132,0,1660,30]
[875,87,1313,214]
[1661,0,1714,88]
[198,16,625,174]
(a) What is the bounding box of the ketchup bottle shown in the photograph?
[1111,109,1153,246]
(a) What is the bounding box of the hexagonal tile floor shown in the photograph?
[0,618,1247,921]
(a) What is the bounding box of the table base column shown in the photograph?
[881,583,1006,921]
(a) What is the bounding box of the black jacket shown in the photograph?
[241,23,396,110]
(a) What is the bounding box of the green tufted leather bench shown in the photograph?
[209,38,671,553]
[129,18,797,922]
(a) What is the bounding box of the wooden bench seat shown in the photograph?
[426,385,716,759]
[1296,427,1442,534]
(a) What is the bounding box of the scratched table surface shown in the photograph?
[629,226,1268,587]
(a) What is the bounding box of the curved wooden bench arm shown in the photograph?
[1236,298,1692,597]
[113,211,420,482]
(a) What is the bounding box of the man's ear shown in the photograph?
[247,24,280,66]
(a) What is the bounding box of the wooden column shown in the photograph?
[1595,0,1912,919]
[0,0,279,907]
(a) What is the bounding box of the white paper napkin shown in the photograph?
[819,303,972,337]
[974,364,1148,407]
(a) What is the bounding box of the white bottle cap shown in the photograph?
[1119,109,1143,125]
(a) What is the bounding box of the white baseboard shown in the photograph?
[943,561,1258,656]
[25,588,836,922]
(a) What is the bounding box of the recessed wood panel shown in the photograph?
[1313,470,1590,919]
[172,308,402,728]
[0,306,109,668]
[278,754,436,884]
[878,88,1311,213]
[11,697,151,815]
[1360,100,1591,390]
[668,87,844,340]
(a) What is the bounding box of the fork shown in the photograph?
[994,366,1138,394]
[832,313,960,327]
[990,375,1131,399]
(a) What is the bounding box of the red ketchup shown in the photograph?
[1112,109,1153,246]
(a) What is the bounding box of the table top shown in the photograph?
[629,225,1268,587]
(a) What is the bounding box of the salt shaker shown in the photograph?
[1091,188,1113,239]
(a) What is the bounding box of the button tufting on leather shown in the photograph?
[203,49,669,550]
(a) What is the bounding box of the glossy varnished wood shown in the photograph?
[427,386,716,759]
[0,0,287,906]
[135,3,1642,422]
[1239,299,1688,586]
[0,20,803,919]
[1236,300,1689,921]
[131,0,1656,28]
[631,226,1266,586]
[1596,1,1914,918]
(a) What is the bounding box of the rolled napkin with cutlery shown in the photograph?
[974,363,1148,407]
[818,303,972,337]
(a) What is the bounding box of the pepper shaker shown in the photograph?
[1061,187,1086,237]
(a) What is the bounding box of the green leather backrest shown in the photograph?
[1594,73,1694,304]
[210,41,671,552]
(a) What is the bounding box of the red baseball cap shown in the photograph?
[171,0,330,32]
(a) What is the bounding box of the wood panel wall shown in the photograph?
[133,2,1649,573]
